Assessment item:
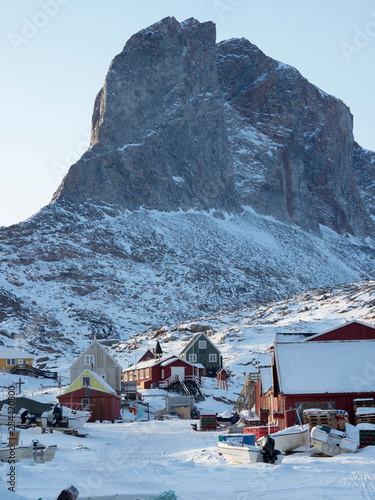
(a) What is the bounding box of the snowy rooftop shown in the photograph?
[0,348,35,359]
[275,340,375,394]
[260,366,272,392]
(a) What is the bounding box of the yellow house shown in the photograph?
[0,348,35,371]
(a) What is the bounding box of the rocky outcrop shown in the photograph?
[217,38,373,236]
[53,17,237,214]
[353,142,375,218]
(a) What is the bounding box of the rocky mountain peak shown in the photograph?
[53,17,237,214]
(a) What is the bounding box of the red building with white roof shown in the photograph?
[122,355,203,390]
[256,321,375,428]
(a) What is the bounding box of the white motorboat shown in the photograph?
[311,425,357,456]
[0,439,57,463]
[218,434,284,465]
[0,404,36,426]
[268,424,309,453]
[41,403,91,431]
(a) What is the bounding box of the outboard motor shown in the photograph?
[258,434,281,464]
[57,485,79,500]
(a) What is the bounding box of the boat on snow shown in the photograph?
[41,403,91,431]
[267,424,309,453]
[0,439,57,463]
[311,425,357,456]
[0,404,36,426]
[217,433,284,465]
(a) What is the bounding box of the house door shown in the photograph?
[171,367,185,381]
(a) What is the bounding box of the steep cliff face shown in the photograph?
[52,17,374,237]
[217,38,373,236]
[53,17,237,214]
[353,142,375,219]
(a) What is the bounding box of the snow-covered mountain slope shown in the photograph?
[1,17,375,358]
[2,205,375,373]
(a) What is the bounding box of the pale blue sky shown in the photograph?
[1,0,374,227]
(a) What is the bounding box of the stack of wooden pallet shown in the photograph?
[354,398,375,425]
[303,409,349,432]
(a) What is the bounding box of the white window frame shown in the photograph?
[189,353,197,363]
[101,374,106,380]
[85,355,95,366]
[198,341,207,349]
[123,372,128,382]
[6,359,16,366]
[145,368,150,378]
[140,369,144,380]
[209,353,217,363]
[82,376,91,387]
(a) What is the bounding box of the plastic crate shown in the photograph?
[242,425,279,439]
[200,414,217,431]
[359,430,375,448]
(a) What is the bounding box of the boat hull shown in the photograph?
[311,425,357,456]
[271,426,309,452]
[41,406,90,430]
[218,442,264,464]
[0,443,56,463]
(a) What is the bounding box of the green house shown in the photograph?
[180,332,222,377]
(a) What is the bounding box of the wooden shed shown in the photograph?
[58,369,121,422]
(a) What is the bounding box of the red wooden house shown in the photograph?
[138,349,155,363]
[58,369,121,422]
[256,321,375,428]
[122,355,203,390]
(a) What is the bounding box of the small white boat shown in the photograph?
[41,404,91,431]
[311,425,357,456]
[0,404,36,426]
[218,441,265,464]
[218,434,284,465]
[269,424,309,453]
[0,439,57,463]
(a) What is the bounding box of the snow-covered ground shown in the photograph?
[1,419,375,500]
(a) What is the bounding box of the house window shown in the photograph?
[101,374,106,380]
[82,376,91,387]
[189,354,197,362]
[6,359,16,366]
[209,354,217,363]
[199,341,207,349]
[161,369,164,379]
[145,368,150,378]
[129,372,133,381]
[85,355,94,366]
[81,398,90,410]
[140,369,144,380]
[123,372,128,382]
